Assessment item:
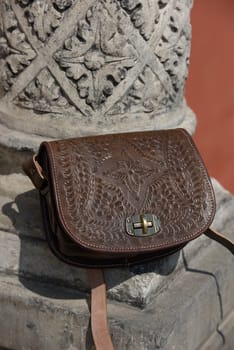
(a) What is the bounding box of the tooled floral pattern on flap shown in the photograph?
[51,130,215,251]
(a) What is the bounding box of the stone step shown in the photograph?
[0,173,233,349]
[0,232,233,350]
[0,229,87,292]
[199,310,234,350]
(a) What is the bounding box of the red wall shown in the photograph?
[186,0,234,194]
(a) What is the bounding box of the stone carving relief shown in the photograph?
[118,0,161,40]
[108,0,191,116]
[17,0,74,42]
[155,2,191,96]
[108,66,172,115]
[0,0,192,121]
[54,1,138,110]
[0,1,36,97]
[14,68,76,114]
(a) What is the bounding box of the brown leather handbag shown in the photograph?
[23,128,234,350]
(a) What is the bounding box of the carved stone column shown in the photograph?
[0,0,195,153]
[0,1,234,350]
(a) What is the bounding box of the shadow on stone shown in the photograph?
[2,189,85,300]
[0,144,33,175]
[182,250,226,346]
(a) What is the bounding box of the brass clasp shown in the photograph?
[126,214,160,237]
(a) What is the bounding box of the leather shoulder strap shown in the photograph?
[88,269,115,350]
[205,228,234,255]
[23,155,47,192]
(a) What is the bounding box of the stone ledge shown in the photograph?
[0,104,197,175]
[0,231,233,350]
[0,275,90,350]
[0,173,233,349]
[199,310,234,350]
[0,103,196,151]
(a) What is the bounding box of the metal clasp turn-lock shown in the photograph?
[126,214,161,237]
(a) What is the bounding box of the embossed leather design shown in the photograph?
[38,129,216,256]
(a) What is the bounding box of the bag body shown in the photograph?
[24,128,216,268]
[23,128,233,350]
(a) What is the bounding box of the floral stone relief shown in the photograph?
[14,68,76,114]
[0,1,36,97]
[108,0,191,116]
[108,66,172,116]
[17,0,74,43]
[118,0,162,41]
[54,1,138,110]
[0,0,192,121]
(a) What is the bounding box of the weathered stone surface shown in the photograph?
[0,210,233,349]
[199,310,234,350]
[0,275,91,350]
[0,0,195,150]
[211,178,234,233]
[0,103,196,153]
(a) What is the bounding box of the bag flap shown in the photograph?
[40,129,216,253]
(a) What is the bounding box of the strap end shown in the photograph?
[205,228,234,255]
[22,155,47,192]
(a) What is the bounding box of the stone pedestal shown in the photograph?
[0,1,233,349]
[0,175,233,349]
